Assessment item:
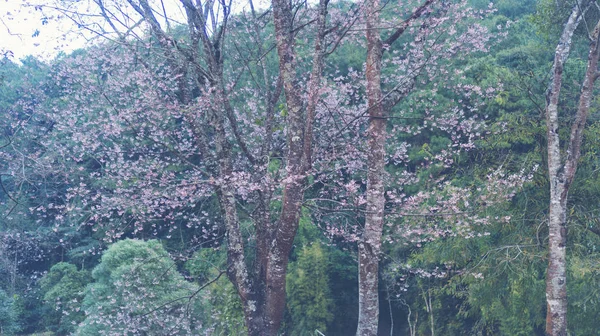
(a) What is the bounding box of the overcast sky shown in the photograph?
[1,0,85,61]
[1,0,270,63]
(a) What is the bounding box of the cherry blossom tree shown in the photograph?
[317,1,503,333]
[27,0,341,334]
[20,0,509,334]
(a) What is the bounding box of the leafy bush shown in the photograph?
[39,262,90,334]
[0,288,20,335]
[76,239,200,335]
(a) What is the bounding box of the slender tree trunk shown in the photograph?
[385,282,394,336]
[424,289,434,336]
[545,192,568,336]
[356,1,437,334]
[544,5,580,336]
[357,0,385,334]
[544,3,600,335]
[209,72,264,334]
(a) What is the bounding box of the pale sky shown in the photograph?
[1,0,271,63]
[1,0,85,61]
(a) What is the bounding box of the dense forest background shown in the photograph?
[1,0,600,335]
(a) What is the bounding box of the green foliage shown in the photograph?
[568,255,600,335]
[286,243,334,336]
[464,262,546,335]
[39,262,90,334]
[76,239,200,335]
[185,247,246,335]
[284,211,357,336]
[530,0,574,42]
[0,289,20,335]
[380,5,553,333]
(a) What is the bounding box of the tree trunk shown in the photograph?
[546,193,568,336]
[544,3,600,335]
[261,1,329,334]
[356,1,438,334]
[357,0,385,334]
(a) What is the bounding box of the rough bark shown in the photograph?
[213,77,265,336]
[267,1,305,331]
[357,0,385,334]
[243,3,281,333]
[303,0,329,172]
[544,7,580,336]
[262,1,329,334]
[544,3,600,335]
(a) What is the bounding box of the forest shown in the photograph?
[1,0,600,335]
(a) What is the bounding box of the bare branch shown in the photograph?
[383,0,437,47]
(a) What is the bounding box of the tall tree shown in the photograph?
[33,0,334,334]
[544,2,600,335]
[358,0,467,333]
[357,0,386,332]
[266,0,329,333]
